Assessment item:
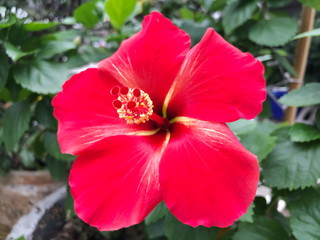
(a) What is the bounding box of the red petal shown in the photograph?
[98,12,191,114]
[52,68,154,155]
[70,133,168,231]
[159,119,259,228]
[165,29,266,122]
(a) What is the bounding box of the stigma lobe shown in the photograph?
[111,86,153,124]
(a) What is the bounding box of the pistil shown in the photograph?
[110,86,169,128]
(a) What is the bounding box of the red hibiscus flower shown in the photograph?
[52,12,266,231]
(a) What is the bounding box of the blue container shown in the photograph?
[268,87,288,121]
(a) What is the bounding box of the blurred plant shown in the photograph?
[0,0,320,239]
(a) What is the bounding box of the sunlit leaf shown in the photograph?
[4,42,35,61]
[298,0,320,10]
[74,0,103,28]
[294,28,320,39]
[289,123,320,142]
[23,22,59,32]
[13,59,69,94]
[105,0,137,30]
[262,127,320,190]
[279,83,320,106]
[249,17,298,47]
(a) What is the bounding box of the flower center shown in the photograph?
[111,86,154,124]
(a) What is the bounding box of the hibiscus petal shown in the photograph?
[70,133,168,231]
[165,29,266,122]
[98,12,191,114]
[159,118,259,228]
[52,68,155,155]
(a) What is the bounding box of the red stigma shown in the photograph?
[112,99,122,109]
[110,86,120,95]
[133,88,141,97]
[110,86,154,124]
[120,87,129,95]
[127,101,136,109]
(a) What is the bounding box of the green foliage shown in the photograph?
[1,0,320,238]
[4,42,35,61]
[239,203,255,223]
[227,119,257,135]
[240,131,276,162]
[262,127,320,190]
[287,188,320,240]
[13,60,69,94]
[36,41,77,59]
[298,0,320,10]
[289,123,320,142]
[105,0,138,30]
[294,28,320,39]
[43,131,75,162]
[249,17,298,47]
[73,0,103,29]
[145,202,169,225]
[234,217,290,240]
[0,51,9,89]
[279,83,320,106]
[222,0,258,34]
[23,22,59,32]
[2,101,32,151]
[164,214,218,240]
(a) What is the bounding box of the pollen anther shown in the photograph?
[111,86,153,124]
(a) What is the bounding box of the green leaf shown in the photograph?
[298,0,320,10]
[240,131,276,162]
[4,42,35,61]
[222,0,257,34]
[23,22,59,32]
[0,14,16,29]
[227,119,257,136]
[13,59,69,94]
[105,0,137,30]
[262,127,320,190]
[164,214,218,240]
[255,119,278,135]
[289,123,320,142]
[180,19,212,45]
[275,53,297,76]
[268,0,291,7]
[0,51,9,89]
[239,203,255,223]
[2,101,32,151]
[146,219,166,239]
[249,17,298,47]
[73,0,103,28]
[294,28,320,39]
[145,202,169,225]
[47,156,68,180]
[43,132,75,162]
[19,148,35,168]
[288,188,320,240]
[234,216,290,240]
[34,97,57,130]
[37,40,77,59]
[65,188,76,220]
[279,83,320,107]
[209,0,227,11]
